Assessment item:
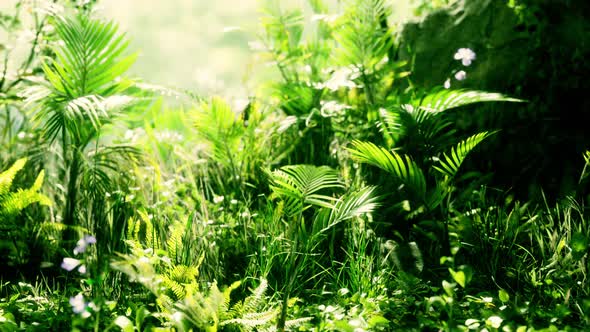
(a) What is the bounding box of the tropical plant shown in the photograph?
[264,164,379,330]
[22,12,142,245]
[0,158,51,266]
[349,89,522,258]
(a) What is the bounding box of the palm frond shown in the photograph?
[348,140,427,197]
[433,131,495,178]
[193,97,244,167]
[267,165,344,216]
[333,0,392,68]
[414,89,523,114]
[47,14,136,97]
[329,186,379,225]
[260,1,304,54]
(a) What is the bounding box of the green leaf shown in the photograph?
[433,132,495,178]
[114,316,134,332]
[349,140,427,197]
[449,269,466,288]
[442,280,455,297]
[267,165,344,216]
[499,289,510,303]
[449,266,472,288]
[414,89,524,114]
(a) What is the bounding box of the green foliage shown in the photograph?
[1,1,589,331]
[0,158,52,266]
[349,140,427,197]
[0,158,51,219]
[267,164,344,215]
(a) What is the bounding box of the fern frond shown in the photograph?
[193,97,244,167]
[166,221,184,263]
[0,159,51,220]
[221,309,277,328]
[349,140,427,197]
[0,158,26,196]
[241,278,268,314]
[433,132,495,178]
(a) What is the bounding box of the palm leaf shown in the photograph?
[348,140,427,197]
[414,89,523,114]
[333,0,392,68]
[319,186,379,233]
[267,165,344,216]
[48,14,136,97]
[433,131,495,178]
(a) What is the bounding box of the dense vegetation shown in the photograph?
[1,0,589,331]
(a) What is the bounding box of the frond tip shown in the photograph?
[433,131,495,178]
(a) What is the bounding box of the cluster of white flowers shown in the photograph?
[444,48,476,89]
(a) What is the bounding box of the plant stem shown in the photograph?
[64,147,81,243]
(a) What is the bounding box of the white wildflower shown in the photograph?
[61,258,81,271]
[69,294,87,314]
[455,70,467,81]
[73,235,96,255]
[486,316,503,329]
[444,78,451,89]
[454,48,476,66]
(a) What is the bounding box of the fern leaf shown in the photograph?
[349,140,427,197]
[166,221,184,263]
[433,132,494,178]
[0,158,26,196]
[241,279,268,314]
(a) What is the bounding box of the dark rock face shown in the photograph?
[397,0,590,200]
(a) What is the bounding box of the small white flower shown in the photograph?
[455,70,467,81]
[213,195,224,204]
[73,235,96,255]
[444,78,451,89]
[486,315,503,329]
[61,258,81,271]
[77,265,86,274]
[454,48,476,66]
[69,294,87,314]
